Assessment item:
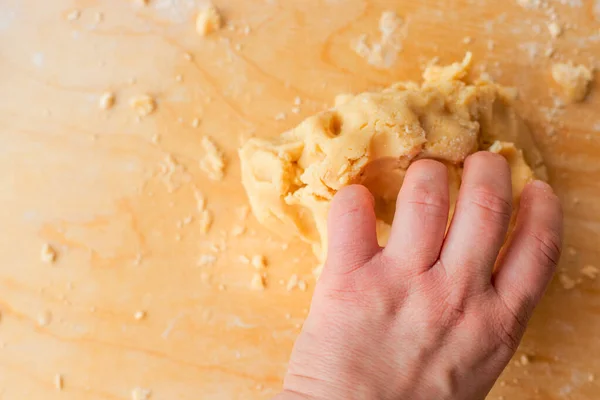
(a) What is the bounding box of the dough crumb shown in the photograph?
[520,354,531,366]
[199,137,226,181]
[551,62,593,103]
[54,374,64,390]
[134,310,146,321]
[199,209,213,234]
[581,265,599,279]
[516,0,542,9]
[130,95,156,116]
[559,273,577,290]
[183,52,193,61]
[353,10,404,69]
[230,225,246,237]
[198,254,217,266]
[38,310,53,327]
[547,21,562,38]
[99,92,116,110]
[251,255,267,269]
[196,4,222,36]
[40,243,57,264]
[297,280,308,292]
[131,388,152,400]
[250,273,266,291]
[66,9,81,21]
[589,373,596,382]
[286,274,299,291]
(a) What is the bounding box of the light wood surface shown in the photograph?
[0,0,599,399]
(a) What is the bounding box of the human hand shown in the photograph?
[275,152,563,400]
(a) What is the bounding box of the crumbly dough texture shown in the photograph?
[239,54,547,260]
[551,62,593,103]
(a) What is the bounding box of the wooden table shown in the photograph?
[0,0,599,398]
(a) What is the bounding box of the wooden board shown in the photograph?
[0,0,599,399]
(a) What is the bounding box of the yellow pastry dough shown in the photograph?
[239,54,546,260]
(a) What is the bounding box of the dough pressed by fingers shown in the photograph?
[239,54,546,261]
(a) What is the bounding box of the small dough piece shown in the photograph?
[130,95,156,116]
[353,11,404,69]
[240,55,546,260]
[551,62,593,103]
[199,137,225,181]
[196,4,222,36]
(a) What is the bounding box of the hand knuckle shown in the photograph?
[525,229,562,268]
[466,185,513,222]
[407,185,447,218]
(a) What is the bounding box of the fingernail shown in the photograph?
[531,180,551,191]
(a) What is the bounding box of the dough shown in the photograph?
[551,62,593,103]
[239,54,546,260]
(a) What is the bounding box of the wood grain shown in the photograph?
[0,0,599,399]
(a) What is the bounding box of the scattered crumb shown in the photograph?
[134,310,146,321]
[196,3,222,36]
[198,254,217,266]
[129,95,156,116]
[191,117,201,128]
[54,374,64,390]
[230,225,246,237]
[520,354,531,366]
[551,62,593,103]
[98,92,116,110]
[199,137,225,181]
[589,373,596,382]
[286,274,299,291]
[545,47,555,58]
[291,106,301,114]
[218,283,226,291]
[250,273,266,290]
[581,265,599,279]
[199,209,213,234]
[251,255,267,269]
[66,9,81,21]
[183,52,193,61]
[275,112,287,121]
[243,25,251,35]
[463,36,473,44]
[547,21,562,38]
[516,0,542,9]
[175,74,183,82]
[131,387,152,400]
[294,96,302,106]
[487,40,495,51]
[353,10,404,69]
[256,383,264,391]
[567,247,577,256]
[297,280,308,292]
[40,243,57,264]
[38,310,53,327]
[559,273,577,290]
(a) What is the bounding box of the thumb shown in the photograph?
[326,185,380,274]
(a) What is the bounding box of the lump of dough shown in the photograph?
[551,62,593,103]
[239,54,546,261]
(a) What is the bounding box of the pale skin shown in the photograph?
[274,152,563,400]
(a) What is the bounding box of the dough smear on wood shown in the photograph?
[239,54,547,260]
